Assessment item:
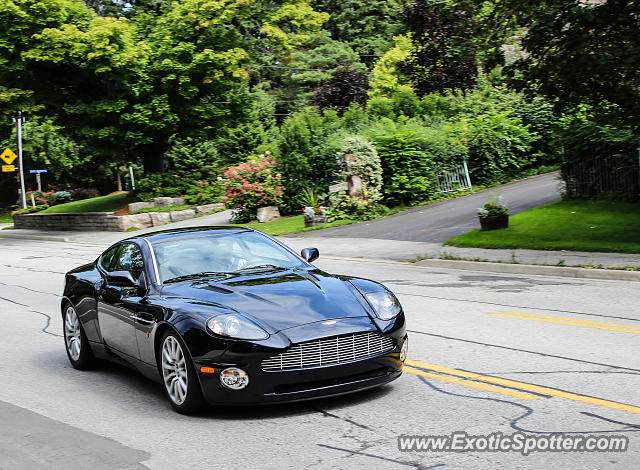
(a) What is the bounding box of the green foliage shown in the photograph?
[12,205,48,216]
[326,193,389,222]
[136,173,191,201]
[165,138,220,176]
[465,112,536,185]
[368,34,413,98]
[506,0,640,130]
[276,108,341,209]
[183,181,224,206]
[311,0,406,65]
[371,119,466,205]
[336,136,383,202]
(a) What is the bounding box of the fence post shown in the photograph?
[463,160,472,189]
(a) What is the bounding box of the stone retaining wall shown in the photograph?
[13,203,224,232]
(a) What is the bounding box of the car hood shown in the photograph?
[160,269,370,332]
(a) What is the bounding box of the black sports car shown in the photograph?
[62,227,407,413]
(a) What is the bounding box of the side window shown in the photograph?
[111,243,145,280]
[100,245,121,272]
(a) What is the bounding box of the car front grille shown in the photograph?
[261,332,395,371]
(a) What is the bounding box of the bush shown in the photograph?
[326,194,390,222]
[371,120,441,205]
[51,191,73,205]
[136,173,192,201]
[24,190,55,207]
[183,180,224,205]
[466,112,535,185]
[222,154,284,222]
[68,188,100,200]
[12,205,48,216]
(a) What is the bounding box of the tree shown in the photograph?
[505,0,640,129]
[311,0,406,66]
[368,34,413,98]
[314,65,369,114]
[399,0,478,95]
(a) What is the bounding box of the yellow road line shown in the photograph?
[504,311,640,330]
[406,359,640,415]
[488,313,640,335]
[402,366,541,401]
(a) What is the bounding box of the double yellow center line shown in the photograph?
[403,359,640,414]
[487,311,640,335]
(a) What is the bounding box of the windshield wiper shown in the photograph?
[164,272,230,284]
[229,264,290,274]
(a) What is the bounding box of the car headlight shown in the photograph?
[364,290,401,320]
[207,314,269,340]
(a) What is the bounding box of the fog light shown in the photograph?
[400,338,408,362]
[220,367,249,390]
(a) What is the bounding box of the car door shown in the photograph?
[97,243,146,360]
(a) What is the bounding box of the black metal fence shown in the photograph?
[562,153,640,200]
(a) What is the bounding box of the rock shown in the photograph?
[171,197,186,206]
[195,203,225,215]
[256,206,280,223]
[128,202,154,212]
[169,209,196,222]
[118,213,153,230]
[153,197,174,207]
[149,212,171,227]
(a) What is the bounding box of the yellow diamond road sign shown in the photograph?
[1,148,17,165]
[2,164,15,172]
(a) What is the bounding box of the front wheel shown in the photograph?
[63,304,96,370]
[160,331,204,414]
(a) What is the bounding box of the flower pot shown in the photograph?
[304,215,327,227]
[478,214,509,231]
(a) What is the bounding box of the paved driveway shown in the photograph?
[294,172,563,243]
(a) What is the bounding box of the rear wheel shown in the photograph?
[63,304,96,370]
[160,330,204,414]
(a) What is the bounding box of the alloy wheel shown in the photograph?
[161,336,188,405]
[64,306,82,361]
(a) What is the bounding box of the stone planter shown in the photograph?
[478,214,509,231]
[304,215,327,227]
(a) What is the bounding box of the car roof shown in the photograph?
[125,226,255,244]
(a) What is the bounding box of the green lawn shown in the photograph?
[445,200,640,253]
[40,193,139,214]
[235,215,359,236]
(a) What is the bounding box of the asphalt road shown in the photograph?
[1,238,639,470]
[296,172,563,242]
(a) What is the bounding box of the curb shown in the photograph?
[0,232,70,243]
[414,259,640,282]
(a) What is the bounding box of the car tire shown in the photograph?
[159,330,205,414]
[63,303,96,370]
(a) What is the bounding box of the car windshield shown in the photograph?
[151,231,307,283]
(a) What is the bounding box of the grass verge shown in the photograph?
[445,200,640,253]
[39,193,139,214]
[235,215,360,236]
[0,211,12,223]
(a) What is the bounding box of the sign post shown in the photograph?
[14,112,27,209]
[30,169,48,192]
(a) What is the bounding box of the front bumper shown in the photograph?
[195,339,405,405]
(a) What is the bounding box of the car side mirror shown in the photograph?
[106,271,138,287]
[301,247,319,263]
